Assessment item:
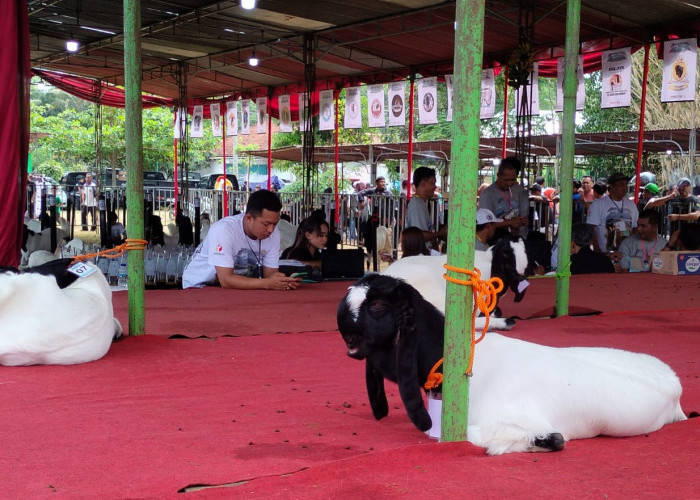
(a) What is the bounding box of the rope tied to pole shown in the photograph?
[71,239,148,264]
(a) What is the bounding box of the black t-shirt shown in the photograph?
[570,246,615,275]
[282,246,320,262]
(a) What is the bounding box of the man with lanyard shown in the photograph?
[586,172,639,253]
[478,156,529,242]
[182,190,301,290]
[404,167,446,249]
[614,209,667,272]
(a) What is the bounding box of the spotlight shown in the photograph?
[249,48,258,66]
[66,40,79,52]
[241,0,256,9]
[666,149,673,155]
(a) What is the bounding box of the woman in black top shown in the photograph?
[281,216,329,265]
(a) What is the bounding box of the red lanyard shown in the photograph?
[640,238,656,263]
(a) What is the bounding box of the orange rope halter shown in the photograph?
[70,239,149,264]
[423,264,503,389]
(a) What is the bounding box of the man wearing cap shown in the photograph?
[667,178,699,232]
[586,172,639,253]
[404,167,447,248]
[475,209,502,251]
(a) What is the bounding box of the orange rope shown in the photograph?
[424,358,443,390]
[71,239,149,264]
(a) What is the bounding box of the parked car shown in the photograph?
[198,173,239,191]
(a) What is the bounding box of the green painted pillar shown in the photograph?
[124,0,145,335]
[442,0,485,442]
[555,0,581,317]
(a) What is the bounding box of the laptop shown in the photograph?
[321,248,365,280]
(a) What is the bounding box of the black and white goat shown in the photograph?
[383,235,529,330]
[0,258,123,366]
[337,273,687,455]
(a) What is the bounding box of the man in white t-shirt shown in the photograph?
[182,190,301,290]
[404,167,446,248]
[81,173,98,231]
[586,172,639,253]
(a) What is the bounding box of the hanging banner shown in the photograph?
[601,47,632,108]
[318,89,335,131]
[298,93,312,132]
[210,103,222,137]
[555,56,585,112]
[191,105,204,138]
[278,95,292,133]
[480,69,496,119]
[256,97,268,134]
[388,81,406,127]
[367,84,386,128]
[417,77,438,125]
[344,86,362,129]
[240,99,250,135]
[226,101,238,136]
[445,75,453,122]
[661,38,697,103]
[515,63,540,116]
[173,108,187,139]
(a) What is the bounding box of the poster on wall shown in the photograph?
[278,95,292,132]
[367,84,386,128]
[191,105,204,138]
[555,55,585,111]
[226,101,238,136]
[445,74,453,122]
[480,68,496,119]
[318,89,335,131]
[661,38,697,102]
[601,47,632,108]
[173,108,187,139]
[210,103,222,137]
[240,100,250,135]
[344,87,362,129]
[515,63,540,116]
[388,81,406,126]
[256,97,267,134]
[417,77,438,124]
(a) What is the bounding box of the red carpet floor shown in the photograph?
[4,274,700,498]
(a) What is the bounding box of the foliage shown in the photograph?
[35,159,63,180]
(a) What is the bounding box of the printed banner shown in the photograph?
[515,63,540,116]
[480,69,496,119]
[318,89,335,131]
[601,47,632,108]
[278,95,292,132]
[191,105,204,138]
[226,101,238,136]
[445,75,453,122]
[661,38,697,102]
[240,99,250,135]
[173,108,187,139]
[298,93,312,132]
[388,81,406,126]
[417,77,438,125]
[344,87,362,129]
[555,56,585,111]
[210,103,222,137]
[256,97,267,134]
[367,84,386,128]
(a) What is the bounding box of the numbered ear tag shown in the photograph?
[68,262,97,279]
[426,391,442,440]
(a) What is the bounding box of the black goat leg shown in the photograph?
[366,362,389,420]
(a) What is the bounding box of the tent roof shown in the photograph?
[29,1,700,101]
[242,128,700,163]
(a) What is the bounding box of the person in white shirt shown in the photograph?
[615,209,667,272]
[182,190,301,290]
[404,167,446,249]
[586,172,639,253]
[81,173,98,231]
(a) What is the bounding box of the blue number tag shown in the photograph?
[68,262,97,279]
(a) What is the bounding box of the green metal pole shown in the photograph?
[442,0,484,442]
[555,0,581,317]
[124,0,145,335]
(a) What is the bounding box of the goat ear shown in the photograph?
[365,362,389,420]
[491,238,525,299]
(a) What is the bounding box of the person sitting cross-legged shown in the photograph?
[569,222,615,275]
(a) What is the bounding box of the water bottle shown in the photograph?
[118,258,128,287]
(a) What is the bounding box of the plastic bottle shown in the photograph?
[118,258,128,287]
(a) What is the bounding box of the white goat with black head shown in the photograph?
[337,273,688,455]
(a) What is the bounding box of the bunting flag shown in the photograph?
[445,75,453,122]
[256,97,267,134]
[191,105,204,138]
[240,99,250,135]
[344,87,362,129]
[601,47,632,109]
[555,55,585,112]
[278,95,292,132]
[367,84,386,128]
[515,63,540,116]
[318,89,335,131]
[226,101,238,136]
[210,103,222,137]
[480,69,496,119]
[388,81,406,127]
[661,38,697,102]
[417,77,438,124]
[173,108,187,139]
[299,92,312,132]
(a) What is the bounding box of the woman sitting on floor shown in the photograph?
[281,215,329,266]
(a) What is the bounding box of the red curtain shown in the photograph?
[0,0,30,267]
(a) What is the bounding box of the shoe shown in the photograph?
[82,226,88,231]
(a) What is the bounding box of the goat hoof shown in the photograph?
[504,317,517,330]
[532,432,565,452]
[688,411,700,418]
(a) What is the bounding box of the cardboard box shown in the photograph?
[651,251,700,275]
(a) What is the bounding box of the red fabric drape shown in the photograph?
[0,0,30,267]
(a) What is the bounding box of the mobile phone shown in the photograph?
[290,272,307,278]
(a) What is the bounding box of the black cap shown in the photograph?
[607,172,630,185]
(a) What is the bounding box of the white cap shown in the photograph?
[476,208,503,224]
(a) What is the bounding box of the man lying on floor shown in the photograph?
[182,190,302,291]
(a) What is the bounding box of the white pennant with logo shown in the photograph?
[417,77,438,125]
[210,103,222,137]
[367,84,386,128]
[318,89,335,131]
[601,47,632,108]
[256,97,267,134]
[344,87,362,129]
[225,101,238,136]
[191,105,204,138]
[555,55,585,112]
[661,38,697,103]
[480,69,496,119]
[388,82,406,127]
[240,99,250,135]
[278,95,292,133]
[515,62,540,116]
